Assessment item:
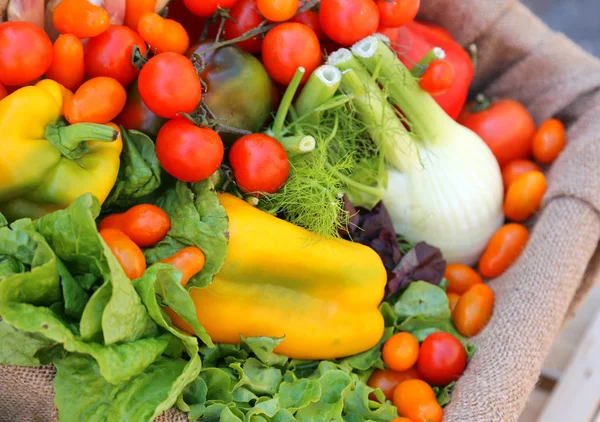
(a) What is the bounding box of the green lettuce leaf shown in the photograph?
[0,319,54,366]
[144,181,229,288]
[433,381,455,407]
[103,129,162,210]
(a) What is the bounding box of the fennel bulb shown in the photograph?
[328,37,504,265]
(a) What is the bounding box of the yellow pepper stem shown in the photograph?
[45,120,119,159]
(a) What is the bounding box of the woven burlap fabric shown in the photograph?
[2,1,600,421]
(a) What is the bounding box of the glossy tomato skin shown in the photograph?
[447,292,460,313]
[262,22,321,85]
[159,246,205,287]
[419,59,455,96]
[114,79,167,138]
[479,223,529,278]
[503,170,547,222]
[417,332,467,386]
[382,332,420,372]
[453,284,494,337]
[367,367,422,401]
[223,0,264,53]
[0,22,53,86]
[458,99,536,168]
[377,0,420,28]
[393,379,443,422]
[85,25,148,87]
[229,134,290,194]
[183,0,238,17]
[501,159,540,190]
[122,204,171,248]
[532,118,566,164]
[64,77,127,124]
[444,263,483,295]
[319,0,379,46]
[99,228,146,280]
[138,13,190,55]
[291,0,325,39]
[138,52,202,119]
[156,118,224,182]
[258,0,298,21]
[46,34,85,92]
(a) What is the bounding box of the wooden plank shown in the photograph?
[536,304,600,422]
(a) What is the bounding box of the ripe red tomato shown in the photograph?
[417,332,467,386]
[183,0,239,17]
[458,98,536,168]
[367,367,422,401]
[377,0,420,28]
[319,0,379,46]
[156,118,224,182]
[291,0,325,39]
[419,60,455,96]
[229,134,290,194]
[223,0,264,53]
[257,0,298,22]
[64,77,127,124]
[138,52,202,119]
[99,228,147,280]
[393,380,443,422]
[46,34,85,92]
[85,25,147,87]
[0,22,53,86]
[262,23,321,85]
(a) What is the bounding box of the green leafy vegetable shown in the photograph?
[0,320,54,366]
[434,382,455,407]
[103,128,162,210]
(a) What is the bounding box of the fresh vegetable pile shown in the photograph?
[0,0,569,421]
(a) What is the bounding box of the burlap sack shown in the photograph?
[2,0,600,421]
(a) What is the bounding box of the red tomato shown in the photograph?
[167,0,210,43]
[138,52,202,119]
[223,0,264,53]
[479,223,529,278]
[138,13,190,55]
[99,228,147,280]
[257,0,298,22]
[156,118,224,182]
[377,0,420,28]
[417,332,467,386]
[458,98,536,168]
[0,22,53,87]
[229,134,290,194]
[501,159,541,190]
[114,79,167,139]
[262,22,321,85]
[367,367,422,401]
[419,59,455,96]
[64,77,127,124]
[532,118,566,164]
[85,25,148,87]
[99,205,171,248]
[503,170,547,222]
[319,0,379,46]
[183,0,239,17]
[46,34,85,91]
[291,0,325,40]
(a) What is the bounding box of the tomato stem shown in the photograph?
[272,67,306,138]
[469,93,493,113]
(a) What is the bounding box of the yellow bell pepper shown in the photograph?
[0,80,122,221]
[169,193,387,360]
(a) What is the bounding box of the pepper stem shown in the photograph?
[45,121,119,160]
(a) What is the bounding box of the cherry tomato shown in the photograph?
[114,79,167,138]
[223,0,264,53]
[257,0,298,22]
[46,34,85,92]
[290,0,325,39]
[183,0,239,17]
[100,228,147,280]
[262,23,321,85]
[458,98,536,168]
[391,418,414,422]
[444,263,483,295]
[367,367,422,401]
[64,77,127,124]
[167,0,210,42]
[417,332,466,386]
[377,0,420,28]
[124,0,156,30]
[501,159,541,190]
[85,25,148,87]
[453,284,494,337]
[503,170,547,222]
[447,292,460,313]
[98,213,124,232]
[0,22,53,87]
[138,13,190,55]
[53,0,110,39]
[393,379,443,422]
[319,0,379,46]
[156,118,224,182]
[0,83,7,101]
[229,134,290,194]
[479,223,529,278]
[100,204,172,248]
[159,247,206,286]
[419,59,455,96]
[532,118,566,164]
[382,332,420,372]
[138,52,202,119]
